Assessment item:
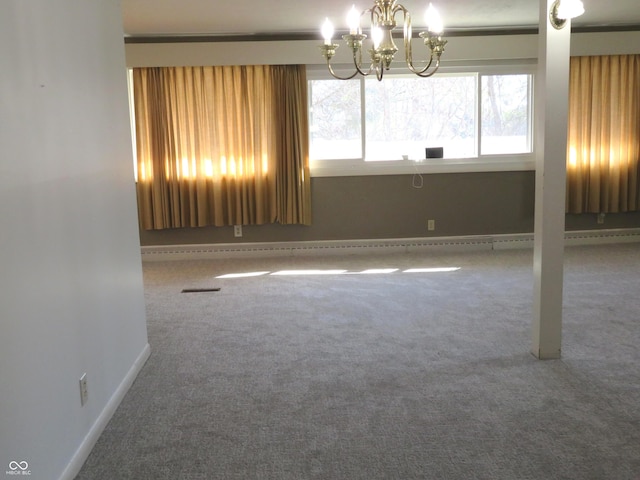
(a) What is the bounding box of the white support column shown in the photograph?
[532,0,571,359]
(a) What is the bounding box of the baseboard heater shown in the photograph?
[140,228,640,261]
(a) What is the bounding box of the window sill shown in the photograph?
[310,155,536,177]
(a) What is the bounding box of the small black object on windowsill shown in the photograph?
[426,147,444,159]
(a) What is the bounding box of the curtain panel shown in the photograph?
[566,55,640,213]
[133,65,311,230]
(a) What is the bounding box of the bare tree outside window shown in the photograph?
[481,75,532,154]
[365,74,477,160]
[309,79,361,160]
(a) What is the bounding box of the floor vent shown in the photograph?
[181,288,221,293]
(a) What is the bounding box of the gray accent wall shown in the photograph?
[138,171,640,246]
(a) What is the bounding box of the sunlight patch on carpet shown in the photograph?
[271,269,348,276]
[216,267,460,278]
[404,267,461,273]
[216,271,270,279]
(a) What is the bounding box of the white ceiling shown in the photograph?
[121,0,640,38]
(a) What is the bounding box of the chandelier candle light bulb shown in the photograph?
[318,0,447,81]
[371,25,383,49]
[321,18,334,45]
[347,5,361,34]
[425,2,443,34]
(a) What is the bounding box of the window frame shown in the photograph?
[307,61,536,177]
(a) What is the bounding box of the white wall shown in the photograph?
[0,2,149,479]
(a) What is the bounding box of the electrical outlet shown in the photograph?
[427,219,436,231]
[79,373,88,406]
[234,225,242,237]
[597,212,605,224]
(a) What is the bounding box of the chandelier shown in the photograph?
[319,1,447,81]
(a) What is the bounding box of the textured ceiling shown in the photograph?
[121,0,640,37]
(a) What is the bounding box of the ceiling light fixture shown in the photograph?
[319,1,447,81]
[549,0,585,30]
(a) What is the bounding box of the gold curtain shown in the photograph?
[566,55,640,213]
[133,65,311,230]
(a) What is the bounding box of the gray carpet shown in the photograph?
[75,244,640,479]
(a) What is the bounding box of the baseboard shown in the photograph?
[58,343,151,480]
[140,228,640,261]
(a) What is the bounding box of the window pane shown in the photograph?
[365,74,477,161]
[481,74,532,155]
[309,79,362,160]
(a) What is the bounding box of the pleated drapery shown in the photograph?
[133,65,311,230]
[566,55,640,213]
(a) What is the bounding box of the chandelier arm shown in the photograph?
[325,60,361,80]
[352,46,377,77]
[403,7,437,77]
[402,9,417,73]
[406,53,435,75]
[370,5,380,25]
[375,63,384,81]
[407,31,447,76]
[412,58,441,78]
[354,63,375,77]
[394,3,408,17]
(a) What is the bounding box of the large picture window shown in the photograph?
[308,65,534,175]
[365,73,478,161]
